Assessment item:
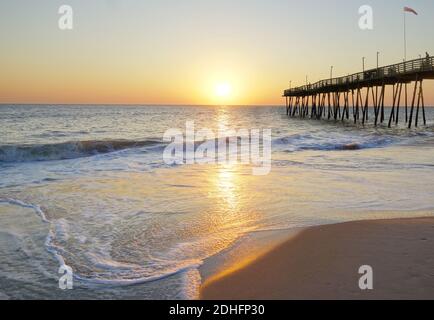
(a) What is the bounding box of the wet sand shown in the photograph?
[200,217,434,300]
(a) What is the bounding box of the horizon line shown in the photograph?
[0,102,283,107]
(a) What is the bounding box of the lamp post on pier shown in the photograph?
[377,51,380,69]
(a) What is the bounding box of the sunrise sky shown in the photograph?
[1,0,434,105]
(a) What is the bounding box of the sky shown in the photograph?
[1,0,434,105]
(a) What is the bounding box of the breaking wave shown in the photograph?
[0,139,163,163]
[272,133,396,152]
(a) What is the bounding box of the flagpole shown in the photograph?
[403,9,407,122]
[404,10,407,61]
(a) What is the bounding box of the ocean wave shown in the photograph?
[0,139,163,163]
[273,134,395,152]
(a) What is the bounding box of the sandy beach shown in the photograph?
[200,217,434,300]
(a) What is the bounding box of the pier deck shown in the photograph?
[283,56,434,128]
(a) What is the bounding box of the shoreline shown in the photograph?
[199,227,305,286]
[200,217,434,300]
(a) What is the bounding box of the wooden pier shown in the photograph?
[283,56,434,128]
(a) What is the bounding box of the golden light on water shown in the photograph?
[216,165,240,211]
[213,107,241,211]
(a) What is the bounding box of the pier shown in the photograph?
[283,56,434,128]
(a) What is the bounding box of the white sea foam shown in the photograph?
[0,197,204,296]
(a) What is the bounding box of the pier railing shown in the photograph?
[284,56,434,96]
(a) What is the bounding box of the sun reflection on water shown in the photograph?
[215,164,240,211]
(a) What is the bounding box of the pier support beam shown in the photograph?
[285,96,289,116]
[292,97,300,117]
[311,94,317,119]
[353,87,361,124]
[374,84,385,126]
[362,87,370,125]
[405,84,408,123]
[333,92,341,121]
[388,83,403,128]
[327,93,332,120]
[408,76,426,129]
[341,91,350,121]
[288,97,294,116]
[415,80,426,127]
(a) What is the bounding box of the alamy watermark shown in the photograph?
[56,4,373,32]
[359,5,374,30]
[58,5,73,30]
[358,265,374,290]
[163,122,271,176]
[58,264,73,290]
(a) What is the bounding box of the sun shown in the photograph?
[215,83,232,98]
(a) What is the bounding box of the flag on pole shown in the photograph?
[403,7,418,61]
[404,6,418,15]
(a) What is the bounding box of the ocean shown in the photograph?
[1,104,434,299]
